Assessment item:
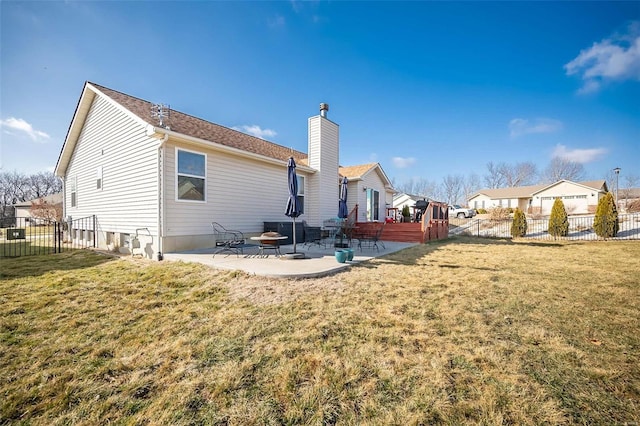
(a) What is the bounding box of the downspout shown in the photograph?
[157,132,169,260]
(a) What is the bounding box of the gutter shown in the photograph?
[155,131,169,260]
[146,126,316,174]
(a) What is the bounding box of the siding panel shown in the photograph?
[64,96,159,239]
[163,143,300,236]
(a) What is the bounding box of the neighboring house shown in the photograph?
[54,82,394,258]
[392,193,430,218]
[619,187,640,212]
[469,180,608,215]
[13,193,63,225]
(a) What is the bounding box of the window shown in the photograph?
[176,148,206,202]
[297,175,305,214]
[70,176,77,207]
[96,166,103,190]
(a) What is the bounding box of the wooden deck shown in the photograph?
[355,221,449,244]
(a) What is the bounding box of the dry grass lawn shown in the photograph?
[1,237,639,425]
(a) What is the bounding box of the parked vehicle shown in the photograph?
[449,204,476,219]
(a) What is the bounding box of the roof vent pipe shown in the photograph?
[320,103,329,118]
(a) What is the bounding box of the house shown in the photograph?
[469,180,608,215]
[619,187,640,212]
[54,82,394,258]
[339,163,394,222]
[392,192,430,220]
[13,193,63,225]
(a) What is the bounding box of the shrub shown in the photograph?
[627,199,640,213]
[476,208,488,214]
[510,208,527,238]
[401,205,410,219]
[593,192,619,239]
[489,206,510,221]
[548,198,569,239]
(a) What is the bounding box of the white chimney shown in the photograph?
[307,103,339,226]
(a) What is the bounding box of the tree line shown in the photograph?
[0,171,62,219]
[393,157,639,206]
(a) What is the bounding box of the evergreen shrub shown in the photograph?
[548,198,569,239]
[593,192,619,239]
[511,208,527,238]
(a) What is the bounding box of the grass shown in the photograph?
[1,237,639,425]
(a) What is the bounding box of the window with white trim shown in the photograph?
[176,148,206,202]
[70,176,77,207]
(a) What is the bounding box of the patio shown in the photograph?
[163,240,418,278]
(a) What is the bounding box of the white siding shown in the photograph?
[63,95,159,250]
[357,170,388,222]
[470,195,492,210]
[163,142,302,237]
[307,116,339,226]
[533,181,597,215]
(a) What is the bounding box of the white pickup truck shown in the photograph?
[449,204,476,219]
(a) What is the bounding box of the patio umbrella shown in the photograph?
[284,157,302,255]
[338,176,348,219]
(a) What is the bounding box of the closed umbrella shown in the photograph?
[338,176,348,218]
[284,157,302,255]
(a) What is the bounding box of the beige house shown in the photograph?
[469,180,608,215]
[339,163,394,222]
[13,193,63,225]
[54,82,394,258]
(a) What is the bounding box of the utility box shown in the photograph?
[7,228,26,240]
[263,221,303,245]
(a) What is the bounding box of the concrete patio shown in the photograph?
[163,240,418,278]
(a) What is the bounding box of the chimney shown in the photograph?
[308,102,339,225]
[320,103,329,118]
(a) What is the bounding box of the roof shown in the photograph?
[92,83,308,163]
[470,180,607,200]
[56,82,308,175]
[392,193,425,202]
[13,193,63,207]
[621,187,640,199]
[339,163,377,179]
[339,163,394,191]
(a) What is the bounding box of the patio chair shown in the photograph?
[354,222,386,251]
[302,220,325,249]
[211,222,246,257]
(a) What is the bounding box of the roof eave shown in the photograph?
[149,127,316,173]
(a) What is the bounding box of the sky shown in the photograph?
[1,1,639,189]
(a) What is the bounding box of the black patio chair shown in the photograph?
[302,220,325,249]
[211,222,246,257]
[355,222,386,251]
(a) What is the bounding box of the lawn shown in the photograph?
[1,237,639,425]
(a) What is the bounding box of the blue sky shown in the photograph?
[1,1,639,188]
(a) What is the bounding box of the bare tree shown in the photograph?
[29,172,62,198]
[463,173,482,205]
[483,162,506,189]
[395,177,438,199]
[621,174,640,207]
[501,162,537,187]
[0,171,29,218]
[542,157,585,183]
[441,174,464,205]
[0,170,62,219]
